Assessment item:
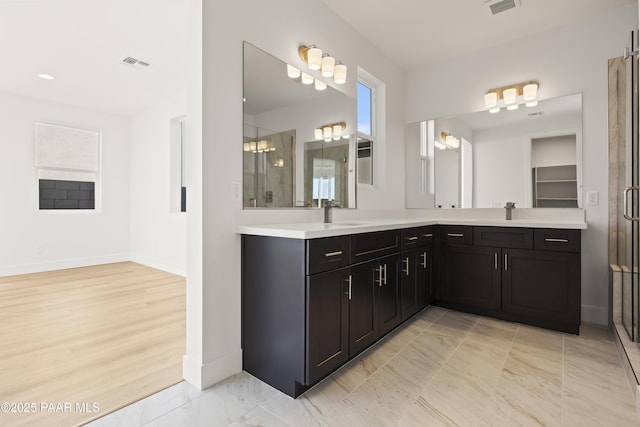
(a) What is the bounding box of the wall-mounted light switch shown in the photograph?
[586,191,599,206]
[232,182,240,200]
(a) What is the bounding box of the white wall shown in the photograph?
[0,91,130,276]
[130,93,187,276]
[184,0,406,389]
[405,3,638,324]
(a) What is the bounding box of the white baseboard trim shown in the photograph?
[182,349,242,390]
[0,253,130,277]
[130,253,186,277]
[582,304,608,325]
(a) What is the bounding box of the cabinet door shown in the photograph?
[306,267,350,384]
[440,244,501,313]
[401,250,420,321]
[417,244,433,308]
[349,261,379,357]
[502,249,580,331]
[378,254,402,336]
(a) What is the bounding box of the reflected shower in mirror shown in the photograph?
[243,42,357,208]
[406,93,582,209]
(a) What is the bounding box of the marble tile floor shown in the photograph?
[86,307,639,427]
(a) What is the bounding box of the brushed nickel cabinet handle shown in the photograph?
[624,186,640,221]
[383,263,388,285]
[423,233,433,238]
[407,236,418,241]
[324,251,343,257]
[494,253,498,270]
[448,233,464,237]
[544,238,569,243]
[376,266,383,287]
[504,253,508,271]
[403,257,410,275]
[345,275,352,300]
[420,252,427,268]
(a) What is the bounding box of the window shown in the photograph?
[35,122,100,210]
[357,80,374,185]
[170,117,187,213]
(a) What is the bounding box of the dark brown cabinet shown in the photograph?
[306,267,350,385]
[440,244,501,315]
[435,226,581,334]
[400,226,436,321]
[242,224,581,398]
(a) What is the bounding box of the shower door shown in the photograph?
[621,30,640,341]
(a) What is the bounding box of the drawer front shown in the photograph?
[534,229,581,253]
[440,225,472,245]
[473,227,533,249]
[307,236,350,275]
[350,230,401,264]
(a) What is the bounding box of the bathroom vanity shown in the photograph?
[240,218,584,398]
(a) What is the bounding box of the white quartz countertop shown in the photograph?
[237,217,587,239]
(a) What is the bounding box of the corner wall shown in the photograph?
[186,0,406,389]
[405,3,638,325]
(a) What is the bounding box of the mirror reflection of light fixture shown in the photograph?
[484,81,539,113]
[301,72,314,85]
[314,79,327,91]
[244,140,276,153]
[315,122,347,142]
[273,158,284,168]
[440,132,460,149]
[286,64,301,79]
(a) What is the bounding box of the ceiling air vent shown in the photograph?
[484,0,521,16]
[120,56,150,69]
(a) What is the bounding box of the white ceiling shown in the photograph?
[0,0,634,116]
[0,0,187,116]
[321,0,636,69]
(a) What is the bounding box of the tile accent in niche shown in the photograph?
[39,179,95,209]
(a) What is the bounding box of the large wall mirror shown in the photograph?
[243,42,357,208]
[406,93,583,209]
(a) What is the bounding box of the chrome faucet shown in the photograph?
[505,202,516,220]
[323,200,339,223]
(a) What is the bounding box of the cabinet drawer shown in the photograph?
[534,229,581,253]
[350,230,400,264]
[401,226,436,249]
[440,225,472,245]
[307,236,350,275]
[474,227,533,249]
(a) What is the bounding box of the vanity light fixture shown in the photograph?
[321,54,335,78]
[484,81,539,113]
[299,45,322,70]
[434,140,447,150]
[315,122,347,142]
[299,44,347,84]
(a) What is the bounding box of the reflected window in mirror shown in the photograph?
[357,80,374,185]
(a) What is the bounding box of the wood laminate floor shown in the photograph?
[0,262,186,427]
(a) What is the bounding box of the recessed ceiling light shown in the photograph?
[38,73,55,80]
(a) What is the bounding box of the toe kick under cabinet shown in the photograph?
[242,224,580,398]
[437,226,581,334]
[241,226,435,398]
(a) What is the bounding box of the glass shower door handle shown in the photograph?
[623,186,640,221]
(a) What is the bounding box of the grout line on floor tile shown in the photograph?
[478,323,519,424]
